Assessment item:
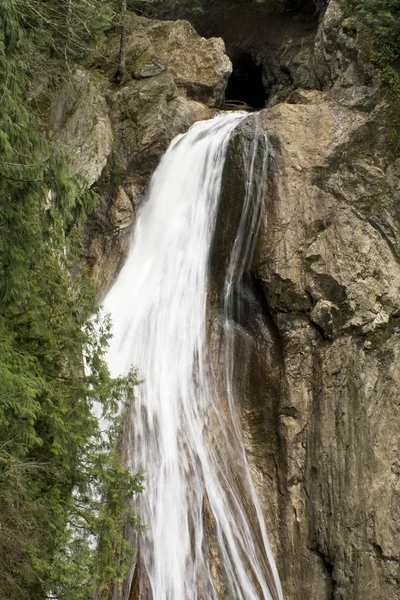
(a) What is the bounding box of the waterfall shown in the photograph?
[103,113,283,600]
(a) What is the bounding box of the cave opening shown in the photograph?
[225,51,267,110]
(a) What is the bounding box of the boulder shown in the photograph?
[52,69,113,187]
[52,14,230,292]
[102,14,232,108]
[313,0,382,110]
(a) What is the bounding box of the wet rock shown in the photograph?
[219,86,400,599]
[51,6,400,599]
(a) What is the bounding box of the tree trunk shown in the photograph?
[115,0,127,83]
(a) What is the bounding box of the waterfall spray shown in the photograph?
[103,113,283,600]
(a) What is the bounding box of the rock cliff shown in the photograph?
[51,13,231,293]
[213,2,400,598]
[53,2,400,598]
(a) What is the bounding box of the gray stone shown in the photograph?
[313,0,382,111]
[52,68,113,187]
[310,299,341,339]
[133,56,166,79]
[108,14,231,107]
[51,16,224,292]
[218,86,400,600]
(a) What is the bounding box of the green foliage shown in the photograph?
[15,0,113,63]
[349,0,400,97]
[130,0,287,18]
[0,1,143,598]
[355,0,400,58]
[45,361,145,600]
[388,119,400,156]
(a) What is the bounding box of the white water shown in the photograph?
[103,113,283,600]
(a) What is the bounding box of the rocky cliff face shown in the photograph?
[51,13,231,294]
[54,2,400,598]
[214,3,400,598]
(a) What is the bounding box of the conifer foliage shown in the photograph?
[0,2,143,598]
[351,0,400,95]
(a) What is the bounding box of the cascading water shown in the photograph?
[103,113,283,600]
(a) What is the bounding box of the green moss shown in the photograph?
[343,0,400,100]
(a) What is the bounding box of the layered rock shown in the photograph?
[213,3,400,592]
[252,91,400,600]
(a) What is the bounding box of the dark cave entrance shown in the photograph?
[225,51,267,109]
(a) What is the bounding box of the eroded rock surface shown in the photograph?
[52,14,230,293]
[204,3,400,596]
[217,71,400,600]
[256,91,400,600]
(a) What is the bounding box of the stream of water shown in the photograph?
[103,113,283,600]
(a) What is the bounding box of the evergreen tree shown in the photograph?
[0,1,143,598]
